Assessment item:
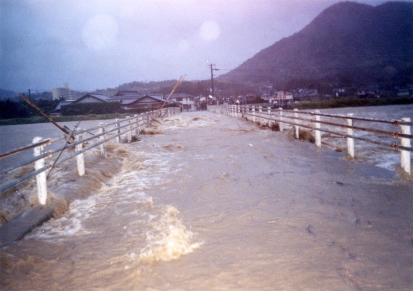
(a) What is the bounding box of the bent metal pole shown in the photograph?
[19,93,71,135]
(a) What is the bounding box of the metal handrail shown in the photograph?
[0,139,51,160]
[222,104,412,175]
[0,107,179,198]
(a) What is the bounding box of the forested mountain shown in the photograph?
[219,1,413,89]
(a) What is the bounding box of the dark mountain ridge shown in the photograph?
[219,1,413,89]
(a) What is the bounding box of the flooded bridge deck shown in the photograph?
[1,111,412,290]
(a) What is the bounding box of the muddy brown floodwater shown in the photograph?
[1,111,412,290]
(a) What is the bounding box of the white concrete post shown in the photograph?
[252,106,256,123]
[99,123,107,157]
[314,110,322,148]
[346,113,355,158]
[237,105,240,118]
[259,106,263,124]
[133,114,138,136]
[137,114,141,134]
[400,117,411,175]
[279,108,284,132]
[115,119,120,144]
[33,137,47,205]
[294,108,299,139]
[267,107,272,127]
[126,116,132,143]
[75,130,85,176]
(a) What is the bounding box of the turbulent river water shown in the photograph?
[0,105,412,290]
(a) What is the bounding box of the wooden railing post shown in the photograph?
[33,137,47,205]
[75,130,85,176]
[400,117,411,175]
[347,113,355,158]
[314,110,321,148]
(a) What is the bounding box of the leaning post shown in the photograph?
[314,110,321,148]
[33,137,48,205]
[400,117,411,175]
[75,130,85,176]
[346,113,355,158]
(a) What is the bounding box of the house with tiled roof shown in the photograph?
[121,95,174,110]
[73,93,113,103]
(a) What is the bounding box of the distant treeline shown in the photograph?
[0,99,60,119]
[285,96,413,110]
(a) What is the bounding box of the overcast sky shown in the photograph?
[0,0,401,92]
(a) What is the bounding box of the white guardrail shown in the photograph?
[0,107,181,204]
[209,104,412,176]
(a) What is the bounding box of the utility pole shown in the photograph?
[209,64,219,103]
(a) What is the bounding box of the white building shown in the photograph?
[52,83,78,100]
[168,93,195,111]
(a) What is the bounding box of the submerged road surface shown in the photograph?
[1,111,412,290]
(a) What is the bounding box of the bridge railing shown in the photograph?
[0,107,181,204]
[210,104,412,176]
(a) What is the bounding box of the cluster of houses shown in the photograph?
[54,83,413,114]
[230,89,319,105]
[53,91,200,114]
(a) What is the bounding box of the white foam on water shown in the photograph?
[25,144,201,263]
[162,115,216,130]
[139,206,203,263]
[26,197,97,242]
[375,153,400,170]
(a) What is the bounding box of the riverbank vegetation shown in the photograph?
[284,96,413,110]
[0,113,131,126]
[0,98,177,126]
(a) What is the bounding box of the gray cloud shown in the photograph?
[0,0,394,92]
